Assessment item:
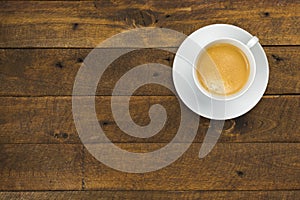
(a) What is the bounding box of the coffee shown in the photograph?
[195,43,250,96]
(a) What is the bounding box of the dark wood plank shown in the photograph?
[0,191,299,200]
[84,143,300,190]
[0,0,299,47]
[266,47,300,94]
[0,96,298,144]
[0,47,299,96]
[0,144,83,190]
[0,143,299,191]
[0,0,298,196]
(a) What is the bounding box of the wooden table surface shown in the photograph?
[0,0,299,199]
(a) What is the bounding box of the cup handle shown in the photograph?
[246,36,259,49]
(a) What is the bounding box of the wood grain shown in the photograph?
[0,144,83,190]
[0,143,299,191]
[0,47,299,96]
[0,96,298,144]
[84,143,300,190]
[0,0,299,196]
[0,191,299,200]
[0,0,299,47]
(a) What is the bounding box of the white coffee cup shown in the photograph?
[192,36,259,101]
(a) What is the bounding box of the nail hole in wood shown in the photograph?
[77,58,84,63]
[236,170,244,177]
[62,133,69,139]
[55,62,64,69]
[272,54,284,62]
[72,23,79,30]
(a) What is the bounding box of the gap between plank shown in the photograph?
[0,142,300,145]
[0,94,299,98]
[0,45,300,50]
[0,189,299,192]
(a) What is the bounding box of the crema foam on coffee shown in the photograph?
[195,43,250,96]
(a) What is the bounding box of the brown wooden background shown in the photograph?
[0,0,299,199]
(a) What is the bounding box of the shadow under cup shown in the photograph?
[192,38,256,101]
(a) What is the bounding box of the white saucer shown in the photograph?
[172,24,269,120]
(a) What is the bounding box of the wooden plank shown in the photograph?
[0,96,298,144]
[0,47,299,96]
[0,191,299,200]
[84,143,300,190]
[0,144,83,190]
[266,47,300,94]
[0,1,299,47]
[0,143,299,191]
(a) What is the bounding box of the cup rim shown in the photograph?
[192,37,256,101]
